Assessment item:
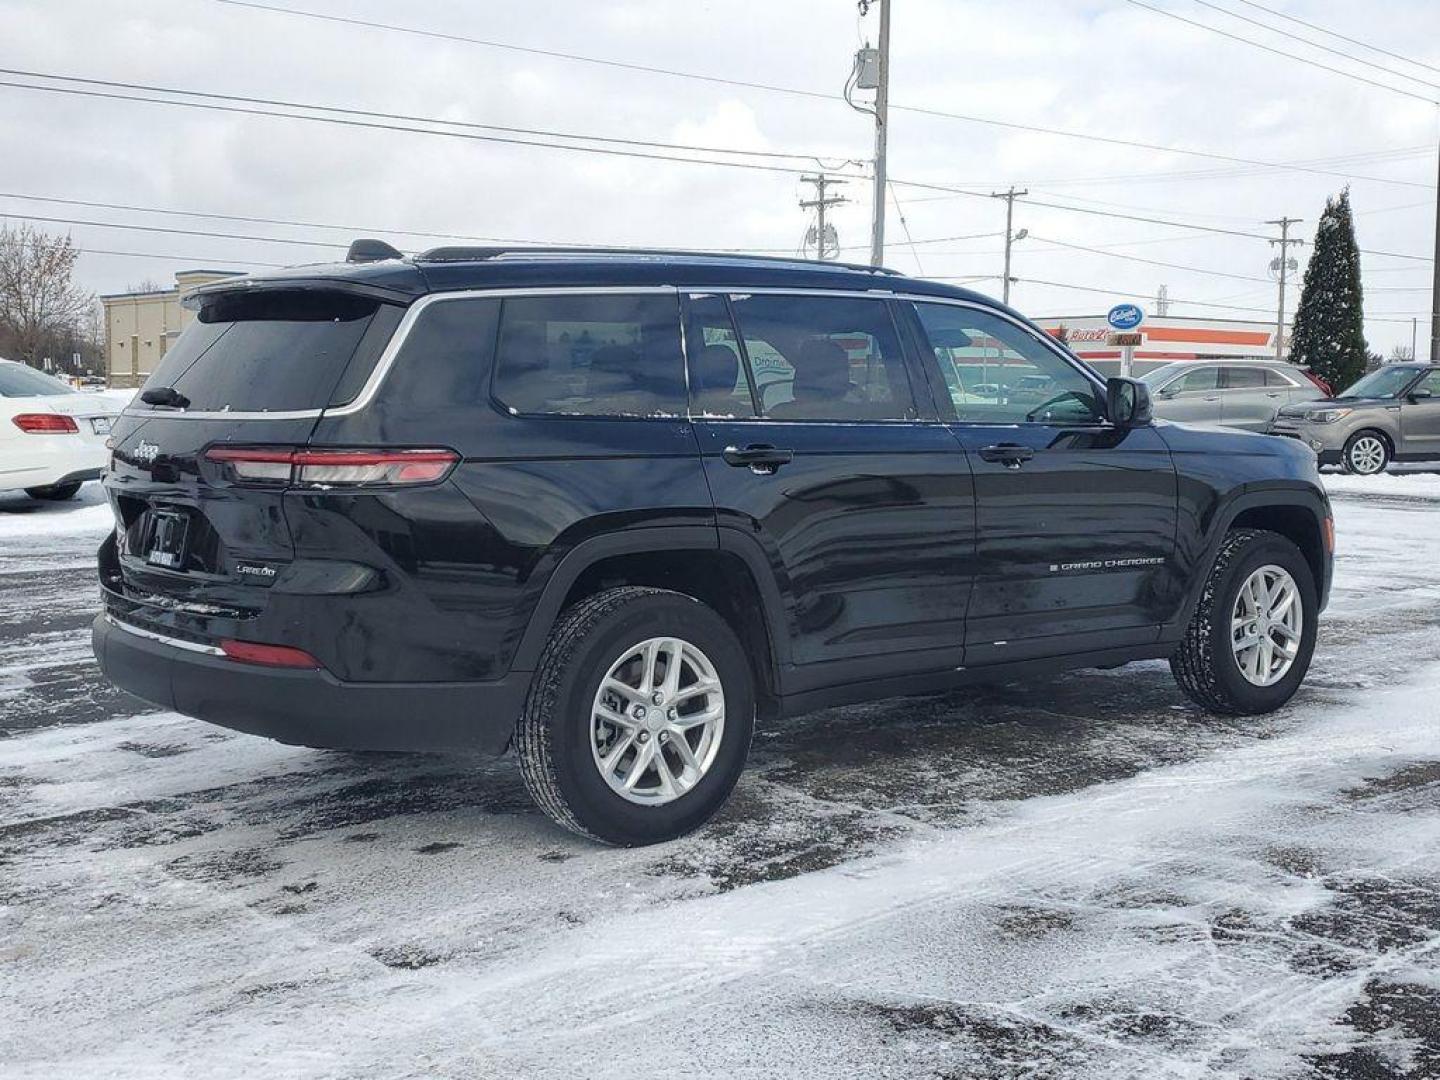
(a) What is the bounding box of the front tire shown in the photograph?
[24,481,82,501]
[1170,528,1317,715]
[516,586,755,845]
[1342,430,1390,475]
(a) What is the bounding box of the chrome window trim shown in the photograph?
[119,285,680,422]
[105,613,226,656]
[117,282,984,424]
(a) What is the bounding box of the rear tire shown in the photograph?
[1170,528,1317,715]
[24,481,82,501]
[1341,430,1389,475]
[515,586,754,845]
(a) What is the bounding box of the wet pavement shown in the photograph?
[1,483,1438,1078]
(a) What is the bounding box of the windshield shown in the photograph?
[0,362,77,398]
[1340,366,1421,399]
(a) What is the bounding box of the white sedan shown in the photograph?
[0,359,123,500]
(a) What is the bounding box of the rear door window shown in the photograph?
[1165,367,1220,394]
[144,290,392,412]
[1264,368,1298,387]
[727,294,913,420]
[491,293,685,417]
[1223,367,1266,389]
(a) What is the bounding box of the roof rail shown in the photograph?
[412,244,903,275]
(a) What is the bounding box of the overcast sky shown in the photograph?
[0,0,1435,353]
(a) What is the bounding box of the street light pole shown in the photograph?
[992,186,1028,305]
[868,0,891,268]
[1431,139,1440,361]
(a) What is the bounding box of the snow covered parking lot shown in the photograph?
[2,479,1438,1079]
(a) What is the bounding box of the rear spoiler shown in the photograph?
[182,276,419,310]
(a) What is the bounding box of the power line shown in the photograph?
[1121,0,1439,104]
[0,191,852,256]
[0,231,281,268]
[0,74,872,184]
[203,1,1435,189]
[895,184,1437,262]
[1026,234,1273,282]
[0,191,588,246]
[1231,0,1440,77]
[0,211,348,250]
[1186,0,1440,93]
[1012,275,1431,322]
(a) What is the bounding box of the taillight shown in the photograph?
[1302,371,1334,396]
[220,639,322,669]
[204,447,459,488]
[13,413,79,434]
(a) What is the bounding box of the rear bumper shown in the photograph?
[92,613,526,753]
[0,443,107,491]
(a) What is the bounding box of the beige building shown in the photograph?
[101,269,242,388]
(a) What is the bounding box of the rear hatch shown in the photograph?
[102,287,404,639]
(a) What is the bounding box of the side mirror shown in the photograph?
[1107,377,1153,428]
[1408,387,1433,402]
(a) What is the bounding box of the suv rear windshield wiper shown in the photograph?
[140,386,191,409]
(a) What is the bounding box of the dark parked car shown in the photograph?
[93,244,1333,844]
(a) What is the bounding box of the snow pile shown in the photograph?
[0,487,112,539]
[1323,470,1440,500]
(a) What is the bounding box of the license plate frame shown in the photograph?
[90,416,113,436]
[144,509,191,570]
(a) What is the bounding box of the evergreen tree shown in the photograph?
[1289,189,1368,392]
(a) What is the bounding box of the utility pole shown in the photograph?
[1431,140,1440,361]
[1267,217,1304,360]
[868,0,891,268]
[991,186,1028,305]
[800,175,847,261]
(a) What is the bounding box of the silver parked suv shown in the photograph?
[1142,361,1326,431]
[1269,364,1440,474]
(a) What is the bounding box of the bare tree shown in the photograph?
[0,224,94,367]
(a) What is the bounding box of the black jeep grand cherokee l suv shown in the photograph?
[94,244,1333,845]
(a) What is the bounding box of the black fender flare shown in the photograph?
[509,525,793,677]
[1165,483,1331,638]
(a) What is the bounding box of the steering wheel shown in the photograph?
[1025,391,1089,423]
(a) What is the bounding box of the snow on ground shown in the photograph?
[1323,469,1440,502]
[2,476,1439,1078]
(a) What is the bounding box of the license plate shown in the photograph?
[91,416,113,435]
[144,510,190,569]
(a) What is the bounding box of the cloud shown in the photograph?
[0,0,1432,349]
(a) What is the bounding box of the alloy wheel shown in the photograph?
[1230,564,1304,688]
[590,637,726,806]
[1348,436,1387,475]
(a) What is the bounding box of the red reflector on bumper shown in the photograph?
[220,640,321,669]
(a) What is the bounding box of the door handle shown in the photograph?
[979,443,1036,468]
[1266,392,1283,398]
[722,444,794,474]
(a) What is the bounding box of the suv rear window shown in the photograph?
[492,293,685,417]
[143,290,392,412]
